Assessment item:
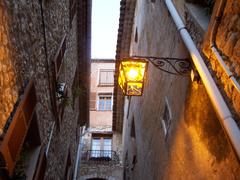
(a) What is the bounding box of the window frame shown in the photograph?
[161,97,172,138]
[91,134,112,158]
[97,93,113,111]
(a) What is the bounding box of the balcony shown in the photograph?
[81,150,120,165]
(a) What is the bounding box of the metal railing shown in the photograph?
[81,150,119,165]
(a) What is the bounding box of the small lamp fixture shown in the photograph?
[118,56,191,96]
[118,58,148,96]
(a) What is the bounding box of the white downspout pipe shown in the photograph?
[73,127,84,180]
[165,0,240,159]
[74,126,89,180]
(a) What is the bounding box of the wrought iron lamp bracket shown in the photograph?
[131,56,191,76]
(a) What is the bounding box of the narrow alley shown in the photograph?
[0,0,239,180]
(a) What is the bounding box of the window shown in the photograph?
[103,138,112,157]
[161,97,172,137]
[134,27,138,43]
[185,1,214,32]
[99,69,114,86]
[97,94,112,111]
[186,0,215,14]
[91,137,112,158]
[131,118,136,138]
[91,138,101,157]
[130,118,137,170]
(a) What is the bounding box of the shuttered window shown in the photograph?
[99,69,114,86]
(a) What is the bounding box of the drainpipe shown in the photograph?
[209,0,240,93]
[73,126,87,180]
[164,0,240,159]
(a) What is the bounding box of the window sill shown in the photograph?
[97,84,114,87]
[97,110,113,112]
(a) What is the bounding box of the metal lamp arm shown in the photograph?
[131,55,191,76]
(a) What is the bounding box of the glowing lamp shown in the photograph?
[117,56,191,96]
[118,58,148,96]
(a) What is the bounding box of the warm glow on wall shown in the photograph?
[118,58,148,96]
[0,6,18,128]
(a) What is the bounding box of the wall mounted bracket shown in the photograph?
[132,56,191,76]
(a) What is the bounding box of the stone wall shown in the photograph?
[202,0,240,127]
[79,126,123,179]
[212,0,240,124]
[0,2,19,133]
[2,0,53,145]
[1,0,83,179]
[80,164,123,180]
[121,0,240,179]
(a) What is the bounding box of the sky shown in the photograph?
[91,0,120,59]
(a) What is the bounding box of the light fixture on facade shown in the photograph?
[118,56,191,96]
[118,58,148,96]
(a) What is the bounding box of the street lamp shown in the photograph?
[118,58,148,96]
[118,56,191,96]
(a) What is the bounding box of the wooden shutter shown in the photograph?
[90,92,96,110]
[0,79,37,176]
[99,69,114,86]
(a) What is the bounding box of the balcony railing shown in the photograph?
[81,150,119,165]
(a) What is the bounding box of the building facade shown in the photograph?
[0,0,91,179]
[113,0,240,179]
[79,59,123,180]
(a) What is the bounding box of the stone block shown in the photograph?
[233,39,240,62]
[2,33,8,46]
[223,32,239,57]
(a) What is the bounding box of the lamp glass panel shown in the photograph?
[118,64,126,94]
[126,82,143,96]
[122,61,146,82]
[118,58,147,96]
